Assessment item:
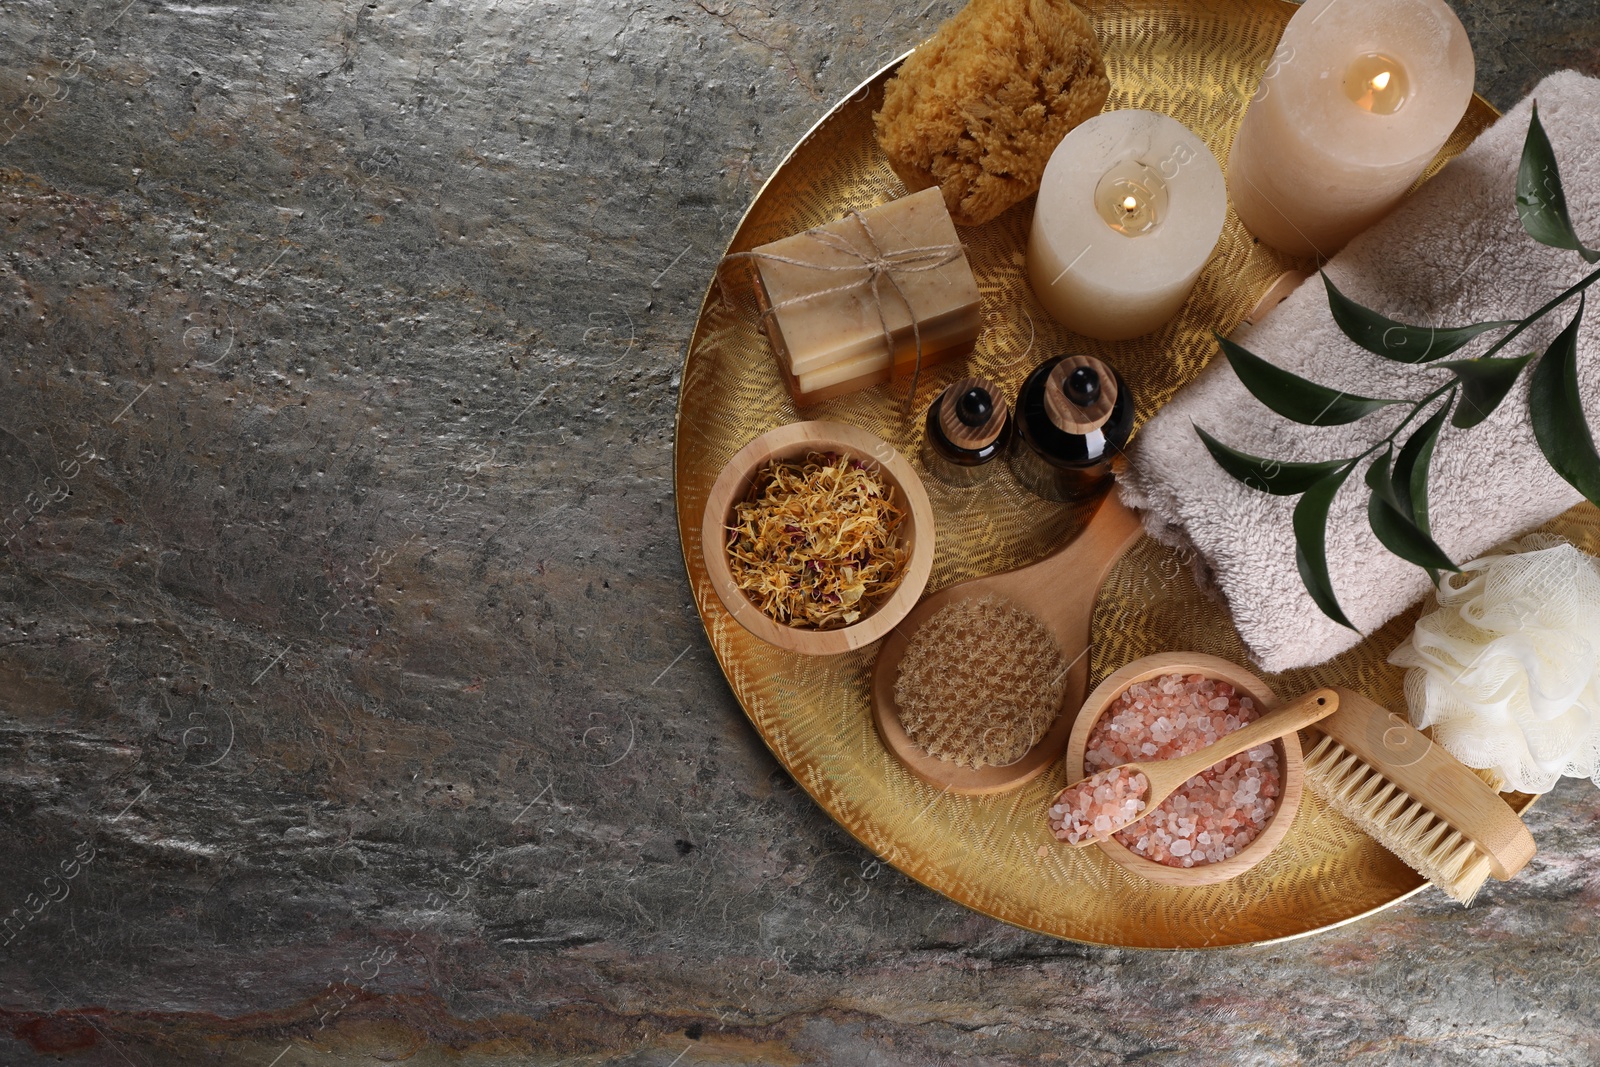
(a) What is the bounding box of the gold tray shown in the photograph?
[675,0,1578,947]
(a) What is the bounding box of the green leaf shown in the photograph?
[1194,425,1353,496]
[1364,448,1405,514]
[1323,273,1515,363]
[1365,453,1460,573]
[1439,352,1537,428]
[1217,333,1401,426]
[1293,463,1359,629]
[1530,296,1600,505]
[1367,493,1460,573]
[1517,102,1600,263]
[1393,399,1449,530]
[1393,400,1452,586]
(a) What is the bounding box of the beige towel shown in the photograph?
[1120,71,1600,673]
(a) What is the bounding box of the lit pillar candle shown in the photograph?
[1027,110,1226,341]
[1227,0,1474,258]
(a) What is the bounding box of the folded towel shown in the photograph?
[1120,71,1600,673]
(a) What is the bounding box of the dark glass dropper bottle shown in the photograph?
[922,377,1011,487]
[1008,355,1133,502]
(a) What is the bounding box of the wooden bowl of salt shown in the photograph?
[1062,652,1305,887]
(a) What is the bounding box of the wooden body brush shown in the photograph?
[870,488,1144,794]
[1306,687,1536,904]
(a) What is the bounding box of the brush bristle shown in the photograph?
[1303,735,1493,904]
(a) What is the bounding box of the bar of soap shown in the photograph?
[752,188,981,406]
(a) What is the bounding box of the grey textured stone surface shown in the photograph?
[1,0,1598,1064]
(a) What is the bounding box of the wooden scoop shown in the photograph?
[870,488,1145,795]
[1050,687,1340,846]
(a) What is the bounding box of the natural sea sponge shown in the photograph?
[874,0,1110,227]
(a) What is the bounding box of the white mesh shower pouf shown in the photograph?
[1389,536,1600,795]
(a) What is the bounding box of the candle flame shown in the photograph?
[1121,195,1138,212]
[1370,70,1391,91]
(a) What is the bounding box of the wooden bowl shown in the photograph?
[1062,652,1305,887]
[701,421,935,656]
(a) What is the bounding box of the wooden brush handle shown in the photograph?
[984,489,1144,608]
[1321,687,1536,881]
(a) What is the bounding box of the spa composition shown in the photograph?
[682,0,1574,945]
[1027,109,1226,339]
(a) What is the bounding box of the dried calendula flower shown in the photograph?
[725,451,908,630]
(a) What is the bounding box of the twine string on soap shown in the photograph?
[719,209,963,411]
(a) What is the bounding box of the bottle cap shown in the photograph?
[1044,355,1118,435]
[937,376,1009,451]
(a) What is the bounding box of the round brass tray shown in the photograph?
[675,0,1572,947]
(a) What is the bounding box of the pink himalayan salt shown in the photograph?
[1048,766,1150,844]
[1080,672,1281,868]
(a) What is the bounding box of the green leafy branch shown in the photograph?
[1198,104,1600,628]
